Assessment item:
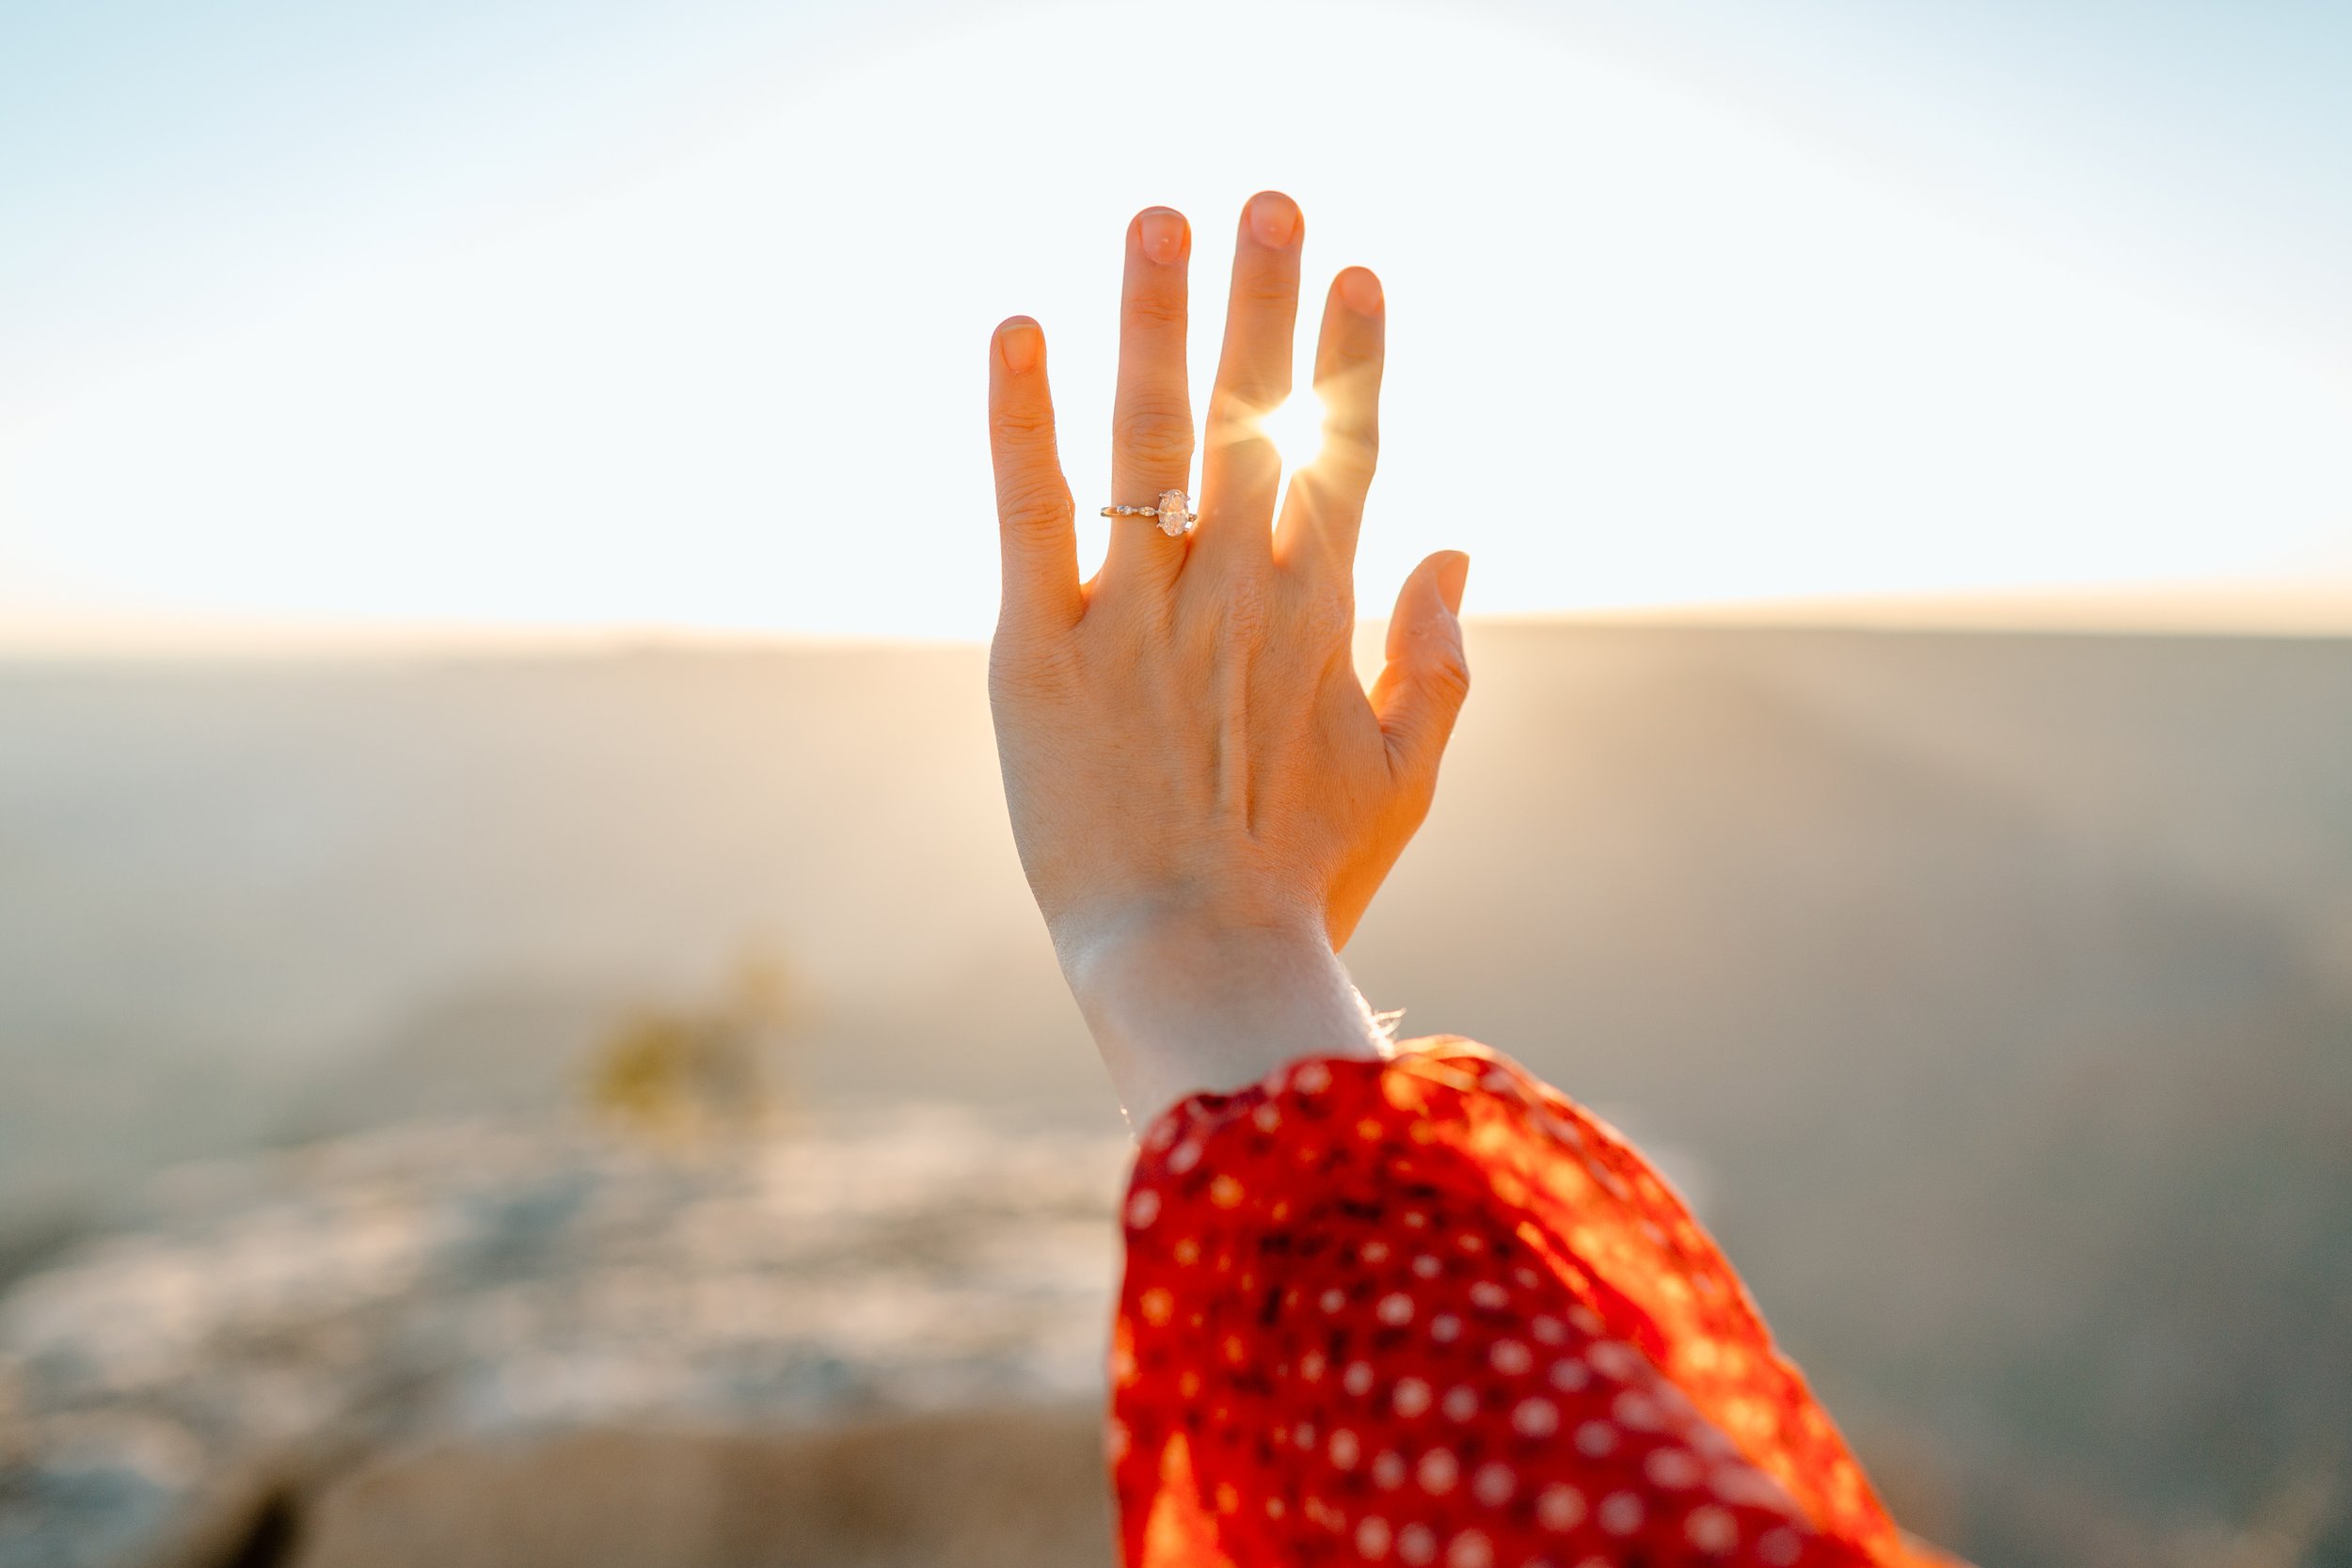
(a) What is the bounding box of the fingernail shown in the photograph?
[1339,267,1383,315]
[1437,552,1470,615]
[1139,207,1187,265]
[999,318,1041,373]
[1248,191,1298,249]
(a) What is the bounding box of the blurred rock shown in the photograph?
[294,1411,1111,1568]
[0,1110,1131,1568]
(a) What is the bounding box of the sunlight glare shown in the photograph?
[1260,392,1330,475]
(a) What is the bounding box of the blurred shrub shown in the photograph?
[587,950,798,1139]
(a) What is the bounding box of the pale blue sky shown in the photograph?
[3,0,2348,641]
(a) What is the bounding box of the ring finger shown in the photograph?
[1102,205,1194,592]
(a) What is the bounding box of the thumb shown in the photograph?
[1370,550,1471,792]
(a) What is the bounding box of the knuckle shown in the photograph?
[992,403,1057,446]
[1125,290,1186,330]
[995,473,1072,531]
[1295,577,1354,645]
[1329,341,1383,381]
[988,629,1071,696]
[1240,272,1298,309]
[1205,402,1263,450]
[1228,576,1272,633]
[1213,402,1291,461]
[1425,650,1471,705]
[1104,589,1176,654]
[1327,421,1378,470]
[1210,572,1273,646]
[1312,438,1377,495]
[985,632,1027,690]
[1113,405,1193,467]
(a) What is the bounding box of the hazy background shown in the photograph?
[4,2,2351,1566]
[6,627,2351,1568]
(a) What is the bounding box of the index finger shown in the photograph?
[989,316,1083,631]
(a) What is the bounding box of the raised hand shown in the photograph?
[985,192,1470,1122]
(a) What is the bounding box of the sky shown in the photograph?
[2,0,2348,646]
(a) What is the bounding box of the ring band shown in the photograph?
[1102,488,1196,538]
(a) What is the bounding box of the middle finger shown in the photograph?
[1196,190,1303,572]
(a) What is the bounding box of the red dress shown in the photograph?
[1109,1038,1961,1568]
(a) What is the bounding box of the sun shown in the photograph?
[1259,392,1330,473]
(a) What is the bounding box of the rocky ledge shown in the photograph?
[0,1111,1134,1568]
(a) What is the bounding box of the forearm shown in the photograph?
[1054,908,1388,1128]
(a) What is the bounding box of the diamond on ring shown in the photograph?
[1099,489,1196,538]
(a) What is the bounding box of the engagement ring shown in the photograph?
[1101,489,1196,537]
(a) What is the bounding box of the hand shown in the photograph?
[985,192,1471,1121]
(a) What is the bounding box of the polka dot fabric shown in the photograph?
[1110,1038,1962,1568]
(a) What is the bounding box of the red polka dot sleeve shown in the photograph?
[1109,1038,1963,1568]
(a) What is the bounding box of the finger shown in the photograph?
[1102,206,1195,592]
[1196,190,1303,570]
[1370,551,1471,796]
[988,316,1082,631]
[1274,266,1385,575]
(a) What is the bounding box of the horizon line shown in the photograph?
[4,581,2351,660]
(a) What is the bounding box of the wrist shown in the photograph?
[1053,902,1386,1127]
